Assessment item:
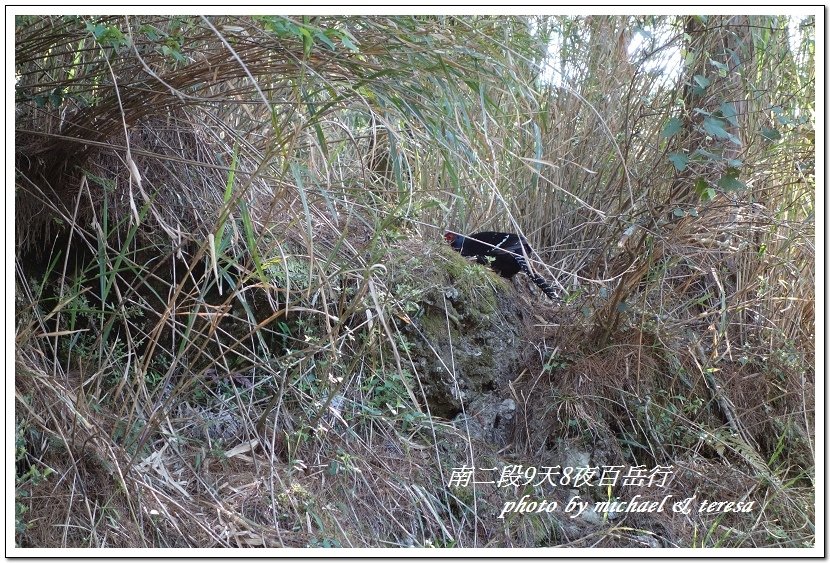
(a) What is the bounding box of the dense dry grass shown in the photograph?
[14,14,815,549]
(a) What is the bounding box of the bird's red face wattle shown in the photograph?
[444,232,456,244]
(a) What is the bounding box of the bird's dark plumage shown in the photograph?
[445,231,558,301]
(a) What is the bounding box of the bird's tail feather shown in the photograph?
[516,257,559,301]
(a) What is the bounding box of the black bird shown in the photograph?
[445,231,558,301]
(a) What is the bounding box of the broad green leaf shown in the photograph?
[140,24,162,41]
[161,45,186,64]
[771,106,792,125]
[709,59,729,77]
[313,29,336,51]
[693,148,719,161]
[49,89,63,108]
[668,152,689,171]
[684,51,696,67]
[703,116,741,145]
[693,75,711,89]
[703,116,729,138]
[694,177,715,202]
[339,31,359,52]
[85,22,105,38]
[761,127,782,141]
[660,117,683,138]
[719,102,739,126]
[718,170,746,192]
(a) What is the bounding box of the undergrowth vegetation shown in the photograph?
[14,14,815,549]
